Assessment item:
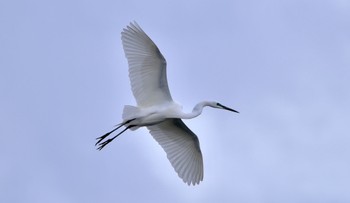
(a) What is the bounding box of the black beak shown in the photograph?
[217,103,239,113]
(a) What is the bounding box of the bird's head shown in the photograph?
[208,102,239,113]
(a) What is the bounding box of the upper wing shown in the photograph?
[147,119,204,185]
[121,22,173,107]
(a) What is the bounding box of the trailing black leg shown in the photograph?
[95,119,136,148]
[95,124,123,146]
[97,125,135,150]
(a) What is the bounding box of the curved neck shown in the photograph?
[181,101,211,119]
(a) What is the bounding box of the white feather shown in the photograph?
[121,22,173,107]
[147,119,204,185]
[122,105,140,121]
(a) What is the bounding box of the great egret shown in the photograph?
[96,22,239,185]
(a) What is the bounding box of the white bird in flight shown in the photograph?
[96,22,239,185]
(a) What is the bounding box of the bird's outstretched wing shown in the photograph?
[121,22,173,107]
[147,119,204,185]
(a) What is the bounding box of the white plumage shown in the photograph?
[96,22,238,185]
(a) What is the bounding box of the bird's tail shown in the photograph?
[122,105,141,131]
[122,105,140,120]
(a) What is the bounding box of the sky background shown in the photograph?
[1,0,350,202]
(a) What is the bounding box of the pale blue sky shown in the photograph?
[1,0,350,202]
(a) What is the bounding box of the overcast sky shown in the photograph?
[1,0,350,202]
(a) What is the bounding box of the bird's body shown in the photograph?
[96,22,238,185]
[123,102,182,126]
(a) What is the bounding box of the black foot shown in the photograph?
[96,125,133,150]
[95,119,136,150]
[96,132,110,146]
[97,138,114,150]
